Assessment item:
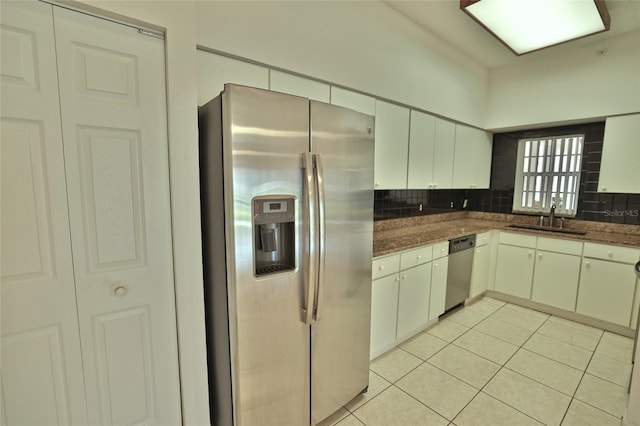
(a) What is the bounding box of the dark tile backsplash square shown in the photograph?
[374,121,640,225]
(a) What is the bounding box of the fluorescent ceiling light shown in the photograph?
[461,0,610,55]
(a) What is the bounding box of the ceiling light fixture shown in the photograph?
[460,0,611,55]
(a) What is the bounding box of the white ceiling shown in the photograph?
[383,0,640,69]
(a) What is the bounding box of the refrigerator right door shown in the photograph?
[309,101,374,424]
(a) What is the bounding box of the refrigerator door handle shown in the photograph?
[302,152,317,325]
[313,154,326,322]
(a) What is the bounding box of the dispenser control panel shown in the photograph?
[262,200,287,214]
[253,197,295,225]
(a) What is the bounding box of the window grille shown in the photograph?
[513,134,584,216]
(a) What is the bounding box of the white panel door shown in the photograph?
[429,257,449,320]
[0,2,88,424]
[576,259,637,326]
[370,274,399,359]
[494,244,535,299]
[452,125,492,189]
[374,100,410,189]
[53,8,181,425]
[599,114,640,193]
[531,251,580,311]
[407,110,436,189]
[432,118,455,188]
[397,263,432,340]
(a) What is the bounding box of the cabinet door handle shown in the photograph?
[114,286,127,297]
[434,263,438,268]
[607,250,613,258]
[375,181,380,188]
[401,274,407,279]
[585,260,590,267]
[378,265,384,271]
[394,276,400,282]
[417,255,422,260]
[538,253,543,259]
[528,250,533,256]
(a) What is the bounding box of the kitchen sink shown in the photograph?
[507,224,587,236]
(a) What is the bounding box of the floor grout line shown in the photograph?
[344,297,631,426]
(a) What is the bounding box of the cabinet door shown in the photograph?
[397,263,432,340]
[196,50,269,107]
[494,245,535,299]
[531,251,580,311]
[452,125,492,189]
[432,118,455,188]
[270,70,330,102]
[0,2,88,424]
[407,110,436,189]
[54,8,181,424]
[374,100,410,189]
[330,87,376,116]
[576,259,637,326]
[370,274,399,359]
[470,246,490,299]
[429,258,449,321]
[599,114,640,193]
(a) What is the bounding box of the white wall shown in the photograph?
[195,1,489,128]
[487,30,640,131]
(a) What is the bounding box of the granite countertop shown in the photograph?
[373,212,640,257]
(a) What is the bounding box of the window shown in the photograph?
[513,134,584,216]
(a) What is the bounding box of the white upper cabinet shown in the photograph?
[196,50,269,106]
[374,100,410,189]
[407,110,436,189]
[330,87,376,116]
[269,70,330,102]
[453,124,493,189]
[432,118,455,188]
[599,113,640,193]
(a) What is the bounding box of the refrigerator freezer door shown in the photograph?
[224,85,311,425]
[309,101,374,424]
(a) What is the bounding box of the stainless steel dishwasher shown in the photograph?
[444,234,476,312]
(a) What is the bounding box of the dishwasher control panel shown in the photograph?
[449,235,476,254]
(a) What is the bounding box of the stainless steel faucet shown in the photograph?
[549,203,556,228]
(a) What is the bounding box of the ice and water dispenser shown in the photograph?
[253,196,295,276]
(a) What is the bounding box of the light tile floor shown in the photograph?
[319,297,634,426]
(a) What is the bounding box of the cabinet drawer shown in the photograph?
[476,231,491,247]
[372,254,400,280]
[498,231,537,248]
[536,236,583,256]
[432,241,449,260]
[583,243,640,264]
[400,246,433,270]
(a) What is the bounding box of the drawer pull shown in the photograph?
[378,265,384,271]
[417,255,422,260]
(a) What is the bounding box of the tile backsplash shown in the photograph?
[374,121,640,225]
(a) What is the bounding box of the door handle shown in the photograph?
[313,154,326,322]
[302,153,316,325]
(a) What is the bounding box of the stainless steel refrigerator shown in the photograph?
[199,84,374,425]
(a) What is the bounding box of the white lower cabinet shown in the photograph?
[397,263,432,340]
[370,273,400,357]
[470,231,492,298]
[429,257,448,321]
[494,244,535,299]
[576,258,638,327]
[370,242,447,359]
[531,251,581,311]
